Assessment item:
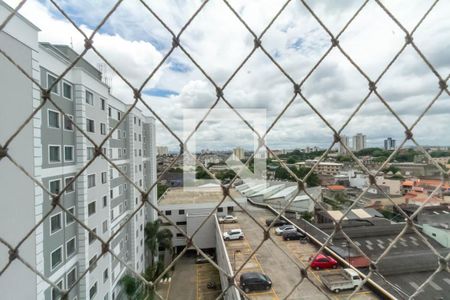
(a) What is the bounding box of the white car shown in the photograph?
[219,215,238,224]
[223,229,244,241]
[275,225,296,236]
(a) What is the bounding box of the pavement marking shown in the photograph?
[429,281,443,291]
[443,278,450,285]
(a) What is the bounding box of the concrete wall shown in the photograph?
[0,3,39,299]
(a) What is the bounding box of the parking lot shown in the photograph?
[222,205,380,300]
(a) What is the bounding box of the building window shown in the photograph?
[64,177,75,193]
[123,131,126,138]
[50,246,63,270]
[66,207,75,225]
[87,174,95,188]
[89,282,97,299]
[134,133,137,141]
[101,172,107,184]
[49,145,61,163]
[108,107,111,117]
[63,115,73,131]
[102,220,108,233]
[103,195,107,207]
[47,73,59,94]
[86,119,95,133]
[86,90,94,105]
[117,111,121,120]
[88,201,96,216]
[217,207,223,212]
[103,268,109,283]
[117,129,121,139]
[176,233,184,238]
[48,110,60,128]
[51,279,63,300]
[66,237,76,258]
[67,267,77,288]
[100,123,106,135]
[64,146,74,162]
[110,189,114,199]
[134,117,136,124]
[89,228,97,244]
[176,221,187,225]
[101,98,106,110]
[63,82,72,100]
[179,210,185,215]
[165,210,172,216]
[139,134,141,142]
[50,213,62,234]
[49,179,61,194]
[87,147,95,160]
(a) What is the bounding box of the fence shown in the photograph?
[0,0,449,300]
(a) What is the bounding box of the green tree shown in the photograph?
[120,261,166,300]
[195,166,210,179]
[144,221,174,265]
[273,166,320,187]
[157,184,168,199]
[286,157,296,164]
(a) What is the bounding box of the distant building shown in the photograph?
[338,135,350,155]
[232,147,245,160]
[384,137,396,150]
[352,133,366,151]
[296,160,343,176]
[157,146,169,156]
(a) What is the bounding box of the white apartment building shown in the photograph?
[353,133,367,152]
[0,2,157,299]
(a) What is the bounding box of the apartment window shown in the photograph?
[51,279,63,300]
[100,123,106,135]
[63,115,73,131]
[124,183,127,191]
[63,81,72,99]
[134,117,136,124]
[49,179,61,194]
[123,131,126,138]
[66,207,75,225]
[110,189,114,199]
[176,233,183,238]
[87,147,95,160]
[67,267,77,288]
[117,111,121,120]
[134,133,137,141]
[118,148,122,158]
[86,90,94,105]
[47,73,59,94]
[89,282,97,299]
[64,177,75,193]
[165,210,172,216]
[103,268,109,283]
[101,172,107,184]
[108,107,111,117]
[117,129,121,139]
[88,201,96,216]
[218,207,223,212]
[176,221,187,225]
[49,145,61,163]
[64,146,74,162]
[101,98,106,110]
[139,179,142,187]
[50,213,62,234]
[66,237,76,258]
[103,195,107,207]
[50,246,63,270]
[139,134,141,142]
[89,228,97,244]
[179,210,185,215]
[139,119,141,126]
[123,148,127,156]
[86,119,95,133]
[48,110,60,128]
[87,174,95,188]
[139,149,142,156]
[102,220,108,233]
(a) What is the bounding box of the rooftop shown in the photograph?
[159,184,242,205]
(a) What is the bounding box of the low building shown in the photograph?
[157,184,243,251]
[295,160,343,176]
[423,224,450,248]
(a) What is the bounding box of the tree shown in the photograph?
[120,261,166,300]
[286,157,296,164]
[273,166,320,187]
[157,184,168,199]
[144,221,174,265]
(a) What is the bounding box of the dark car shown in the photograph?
[239,272,272,293]
[282,231,308,241]
[265,218,288,227]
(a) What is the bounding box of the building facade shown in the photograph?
[353,133,366,152]
[338,135,350,155]
[0,3,157,299]
[232,147,245,160]
[156,146,168,156]
[384,137,396,151]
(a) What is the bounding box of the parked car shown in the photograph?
[195,254,215,264]
[320,268,362,293]
[219,215,237,224]
[239,272,272,293]
[223,229,244,241]
[275,225,296,236]
[265,218,288,227]
[282,230,308,241]
[309,254,338,270]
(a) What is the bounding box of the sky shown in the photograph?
[3,0,450,153]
